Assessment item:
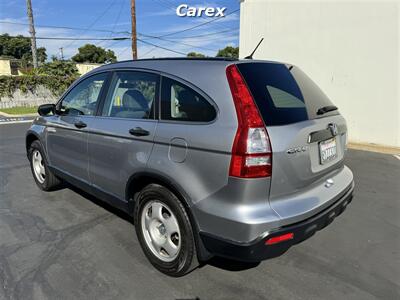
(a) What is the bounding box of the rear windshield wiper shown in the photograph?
[317,105,338,115]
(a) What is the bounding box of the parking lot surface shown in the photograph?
[0,122,399,300]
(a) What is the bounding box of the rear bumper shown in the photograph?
[199,181,354,262]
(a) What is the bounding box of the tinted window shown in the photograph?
[102,71,158,120]
[237,63,337,126]
[60,73,107,116]
[161,77,216,122]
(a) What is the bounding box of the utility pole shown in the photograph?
[59,47,64,60]
[130,0,137,59]
[26,0,38,68]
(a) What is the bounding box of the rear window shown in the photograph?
[161,77,216,122]
[236,62,337,126]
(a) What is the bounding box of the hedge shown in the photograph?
[0,75,78,98]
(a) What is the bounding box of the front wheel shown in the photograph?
[134,184,198,277]
[29,140,61,191]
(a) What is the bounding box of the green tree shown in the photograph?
[72,44,117,64]
[0,34,47,64]
[216,46,239,59]
[187,52,205,58]
[22,47,47,64]
[0,34,30,59]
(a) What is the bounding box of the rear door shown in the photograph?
[237,63,348,215]
[87,70,159,201]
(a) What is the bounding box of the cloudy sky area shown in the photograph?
[0,0,240,61]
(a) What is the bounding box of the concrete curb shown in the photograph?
[0,111,38,118]
[348,142,400,155]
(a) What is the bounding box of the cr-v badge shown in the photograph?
[287,146,308,154]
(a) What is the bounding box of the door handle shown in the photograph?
[129,127,150,137]
[74,121,87,129]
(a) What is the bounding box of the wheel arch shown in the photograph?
[125,171,192,214]
[125,171,213,261]
[26,131,40,156]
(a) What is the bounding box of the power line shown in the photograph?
[140,46,157,57]
[110,0,127,36]
[139,29,239,47]
[117,46,131,57]
[98,37,127,50]
[116,39,186,59]
[0,21,238,43]
[0,21,130,35]
[160,28,239,40]
[8,34,220,55]
[175,33,239,44]
[138,33,219,52]
[7,34,187,56]
[8,35,130,41]
[84,0,134,58]
[136,38,186,55]
[171,34,239,43]
[95,0,128,47]
[7,33,221,53]
[158,8,240,38]
[63,0,120,50]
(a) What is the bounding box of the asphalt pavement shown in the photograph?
[0,122,399,300]
[0,115,36,123]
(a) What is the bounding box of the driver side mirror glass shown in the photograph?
[38,104,55,116]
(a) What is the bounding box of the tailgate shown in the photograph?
[237,62,352,221]
[267,114,347,201]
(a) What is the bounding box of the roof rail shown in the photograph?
[108,57,238,65]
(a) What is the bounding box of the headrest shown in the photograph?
[122,89,148,110]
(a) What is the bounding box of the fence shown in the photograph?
[0,99,56,109]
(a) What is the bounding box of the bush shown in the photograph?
[0,75,78,98]
[38,60,79,77]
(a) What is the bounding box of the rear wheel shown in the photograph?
[134,184,198,276]
[29,140,61,191]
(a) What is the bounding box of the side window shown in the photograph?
[102,71,158,120]
[161,77,216,122]
[60,73,107,116]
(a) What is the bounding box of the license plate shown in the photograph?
[319,138,337,164]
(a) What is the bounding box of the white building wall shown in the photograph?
[76,63,102,75]
[239,0,400,148]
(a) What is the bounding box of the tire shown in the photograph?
[28,140,61,191]
[134,184,199,277]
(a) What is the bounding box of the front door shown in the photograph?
[87,71,159,200]
[46,72,108,183]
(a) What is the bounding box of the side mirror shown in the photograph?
[38,104,55,116]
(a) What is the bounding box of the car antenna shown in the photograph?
[244,38,264,59]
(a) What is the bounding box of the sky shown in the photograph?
[0,0,240,61]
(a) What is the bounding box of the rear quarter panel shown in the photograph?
[147,62,238,205]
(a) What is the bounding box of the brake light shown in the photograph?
[226,64,272,178]
[265,233,294,245]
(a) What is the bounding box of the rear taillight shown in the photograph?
[226,64,272,178]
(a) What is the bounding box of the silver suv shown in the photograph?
[26,58,354,276]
